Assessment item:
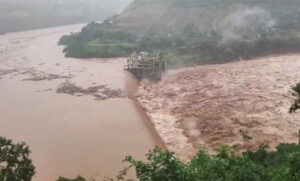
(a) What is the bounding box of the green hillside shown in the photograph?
[105,0,300,36]
[59,0,300,66]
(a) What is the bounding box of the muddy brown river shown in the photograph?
[0,25,164,181]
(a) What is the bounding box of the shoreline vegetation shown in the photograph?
[59,0,300,68]
[59,21,300,68]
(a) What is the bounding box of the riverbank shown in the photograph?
[137,54,300,161]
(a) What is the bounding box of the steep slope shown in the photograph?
[105,0,300,36]
[59,0,300,65]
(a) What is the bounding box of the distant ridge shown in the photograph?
[103,0,300,36]
[0,0,132,34]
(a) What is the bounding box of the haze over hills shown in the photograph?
[0,0,133,34]
[105,0,300,37]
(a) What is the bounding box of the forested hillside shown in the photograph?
[60,0,300,66]
[0,0,132,34]
[105,0,300,35]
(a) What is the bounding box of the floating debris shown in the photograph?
[56,81,126,100]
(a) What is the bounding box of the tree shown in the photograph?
[118,136,300,181]
[290,83,300,113]
[59,131,300,181]
[0,137,35,181]
[124,147,186,181]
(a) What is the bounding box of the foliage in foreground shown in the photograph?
[0,137,35,181]
[2,81,300,180]
[69,141,300,181]
[2,134,300,181]
[1,130,300,181]
[116,144,300,181]
[290,83,300,113]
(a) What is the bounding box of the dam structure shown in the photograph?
[125,51,166,80]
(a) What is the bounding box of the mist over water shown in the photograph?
[0,0,133,34]
[220,6,276,40]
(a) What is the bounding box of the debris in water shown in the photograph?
[22,69,71,81]
[56,81,126,100]
[0,68,18,77]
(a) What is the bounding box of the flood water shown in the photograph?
[0,25,164,181]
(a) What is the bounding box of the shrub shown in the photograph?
[0,137,35,181]
[290,83,300,113]
[118,143,300,181]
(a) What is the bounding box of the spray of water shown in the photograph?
[220,7,276,41]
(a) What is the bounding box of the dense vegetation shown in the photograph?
[5,133,300,181]
[0,137,35,181]
[59,22,137,58]
[122,143,300,181]
[60,21,300,67]
[108,0,300,35]
[61,140,300,181]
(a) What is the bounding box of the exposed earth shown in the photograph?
[137,54,300,161]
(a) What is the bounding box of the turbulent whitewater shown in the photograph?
[137,55,300,161]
